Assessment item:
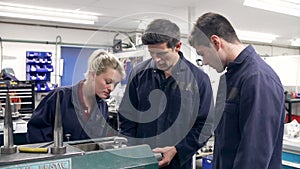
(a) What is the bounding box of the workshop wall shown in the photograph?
[252,44,300,57]
[0,22,122,86]
[263,55,300,116]
[0,22,299,107]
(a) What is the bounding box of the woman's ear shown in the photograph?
[88,71,96,81]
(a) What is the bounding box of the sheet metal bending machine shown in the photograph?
[0,93,161,169]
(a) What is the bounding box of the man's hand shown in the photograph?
[152,146,177,168]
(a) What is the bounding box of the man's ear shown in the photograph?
[174,42,182,52]
[210,35,221,50]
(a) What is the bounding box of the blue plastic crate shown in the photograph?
[282,151,300,169]
[202,155,213,169]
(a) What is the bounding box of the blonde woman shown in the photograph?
[27,49,125,143]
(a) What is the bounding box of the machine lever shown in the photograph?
[0,94,17,154]
[113,137,128,148]
[50,92,66,154]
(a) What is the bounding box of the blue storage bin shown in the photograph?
[26,51,53,91]
[282,151,300,169]
[202,155,213,169]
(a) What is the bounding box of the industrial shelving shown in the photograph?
[26,51,54,92]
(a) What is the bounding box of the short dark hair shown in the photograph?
[189,12,240,47]
[142,19,180,48]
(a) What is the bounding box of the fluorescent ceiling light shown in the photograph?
[244,0,300,17]
[291,39,300,46]
[0,2,101,25]
[236,30,279,43]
